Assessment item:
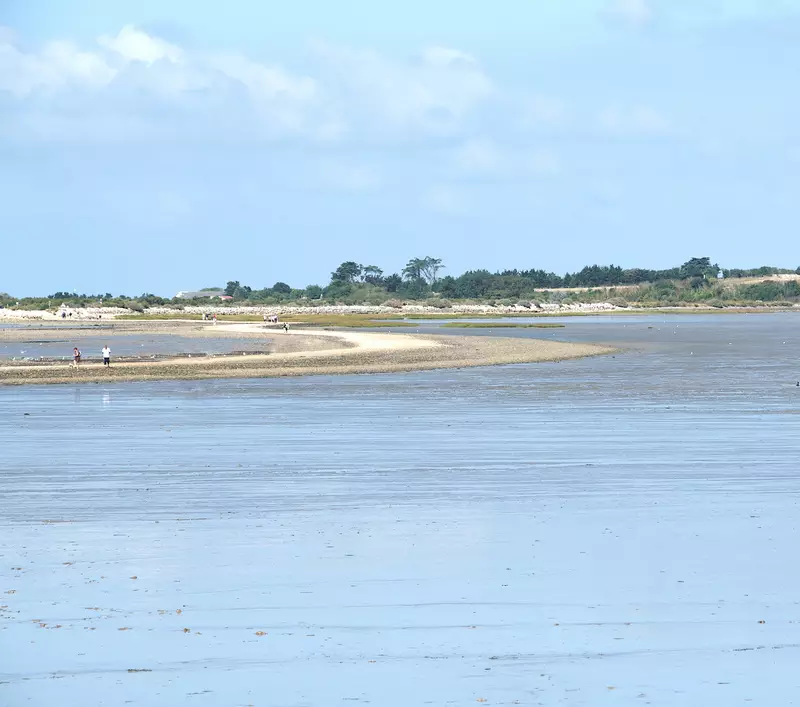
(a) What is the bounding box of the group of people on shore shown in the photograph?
[60,311,102,320]
[66,311,292,369]
[264,314,289,332]
[72,346,111,367]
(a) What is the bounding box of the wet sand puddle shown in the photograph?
[1,313,800,706]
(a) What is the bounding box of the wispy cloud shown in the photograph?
[0,25,494,145]
[311,41,492,137]
[605,0,655,27]
[451,139,563,179]
[97,25,183,64]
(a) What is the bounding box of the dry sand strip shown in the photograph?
[214,323,443,357]
[0,326,615,385]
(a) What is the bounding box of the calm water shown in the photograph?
[1,314,799,706]
[0,333,271,360]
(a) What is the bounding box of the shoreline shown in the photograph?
[2,303,799,324]
[0,324,614,386]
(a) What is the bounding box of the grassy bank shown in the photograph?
[116,313,417,327]
[112,305,799,327]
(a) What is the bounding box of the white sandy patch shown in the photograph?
[210,324,441,359]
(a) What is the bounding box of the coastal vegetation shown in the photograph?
[3,257,800,312]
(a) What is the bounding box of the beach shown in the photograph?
[0,322,613,385]
[3,313,800,706]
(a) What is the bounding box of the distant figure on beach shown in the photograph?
[283,322,289,333]
[62,311,66,319]
[263,314,268,326]
[213,314,217,326]
[102,345,111,367]
[73,347,81,366]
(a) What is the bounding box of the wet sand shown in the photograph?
[3,314,800,705]
[0,323,612,385]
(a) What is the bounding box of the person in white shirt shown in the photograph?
[102,346,111,367]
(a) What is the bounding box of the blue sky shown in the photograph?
[1,0,799,296]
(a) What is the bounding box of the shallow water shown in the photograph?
[0,333,271,361]
[1,314,800,706]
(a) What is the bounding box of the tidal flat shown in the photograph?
[1,313,800,706]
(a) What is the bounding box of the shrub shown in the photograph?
[425,298,451,309]
[383,299,404,308]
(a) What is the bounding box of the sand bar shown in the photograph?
[0,322,613,385]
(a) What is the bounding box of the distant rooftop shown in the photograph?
[175,290,225,299]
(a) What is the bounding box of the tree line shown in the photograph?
[2,257,799,309]
[216,257,799,303]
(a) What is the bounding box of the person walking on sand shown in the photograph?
[213,314,217,326]
[102,345,111,367]
[283,322,289,333]
[73,347,81,367]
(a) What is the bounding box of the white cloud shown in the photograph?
[208,53,316,103]
[0,26,322,140]
[0,38,115,95]
[606,0,654,27]
[98,25,182,64]
[420,46,479,69]
[313,42,492,135]
[0,27,494,143]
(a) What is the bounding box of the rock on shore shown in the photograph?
[0,301,622,321]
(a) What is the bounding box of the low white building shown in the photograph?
[175,290,225,299]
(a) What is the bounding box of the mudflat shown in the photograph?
[4,314,800,705]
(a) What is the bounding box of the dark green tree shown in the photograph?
[403,257,444,285]
[384,274,402,292]
[331,261,363,283]
[362,265,384,285]
[679,258,719,281]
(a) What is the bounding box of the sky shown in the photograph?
[1,0,799,296]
